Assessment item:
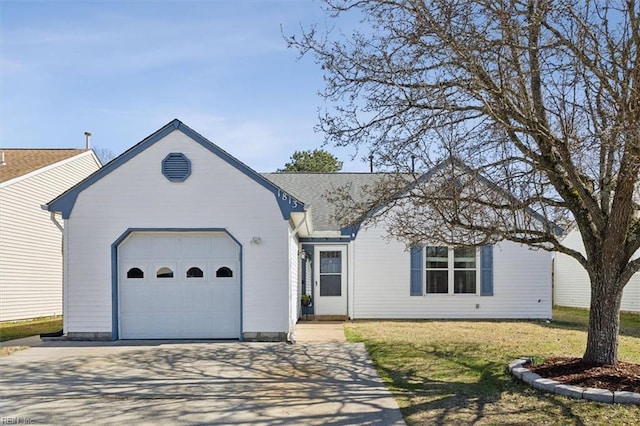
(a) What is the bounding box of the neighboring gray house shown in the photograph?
[0,149,101,321]
[45,120,552,341]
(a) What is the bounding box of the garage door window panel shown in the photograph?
[127,267,144,279]
[156,267,174,278]
[186,267,204,278]
[216,266,233,278]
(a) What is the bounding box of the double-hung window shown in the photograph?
[412,245,492,296]
[425,246,477,294]
[425,246,449,293]
[453,247,476,294]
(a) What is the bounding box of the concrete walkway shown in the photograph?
[295,321,347,343]
[0,335,404,425]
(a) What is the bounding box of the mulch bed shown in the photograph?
[528,357,640,393]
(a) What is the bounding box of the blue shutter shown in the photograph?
[480,245,494,296]
[410,246,423,296]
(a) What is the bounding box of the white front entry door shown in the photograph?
[314,246,347,316]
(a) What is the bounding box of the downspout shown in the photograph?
[288,209,308,343]
[43,208,65,337]
[48,210,64,233]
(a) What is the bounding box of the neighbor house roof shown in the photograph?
[0,149,88,184]
[262,173,383,231]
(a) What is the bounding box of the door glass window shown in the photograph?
[320,251,342,296]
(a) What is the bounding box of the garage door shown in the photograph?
[118,232,241,339]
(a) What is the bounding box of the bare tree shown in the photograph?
[92,146,117,165]
[288,0,640,364]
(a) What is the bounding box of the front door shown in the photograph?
[314,246,347,316]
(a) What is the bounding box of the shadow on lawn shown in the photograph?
[365,341,589,426]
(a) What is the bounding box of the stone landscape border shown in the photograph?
[508,358,640,405]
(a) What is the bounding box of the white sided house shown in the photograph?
[265,173,553,321]
[0,149,101,321]
[47,120,552,341]
[554,228,639,313]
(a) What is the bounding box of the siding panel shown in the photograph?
[289,231,299,337]
[554,229,639,313]
[0,153,100,321]
[352,220,552,319]
[63,131,291,335]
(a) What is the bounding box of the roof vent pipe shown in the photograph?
[0,151,6,167]
[369,154,374,173]
[411,155,416,173]
[84,132,92,149]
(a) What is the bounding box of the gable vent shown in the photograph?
[162,153,191,182]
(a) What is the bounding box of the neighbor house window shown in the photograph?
[186,267,204,278]
[127,267,144,279]
[424,246,478,294]
[216,267,233,278]
[156,267,174,278]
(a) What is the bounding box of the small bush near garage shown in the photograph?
[0,316,62,342]
[345,310,640,425]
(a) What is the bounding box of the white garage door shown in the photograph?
[118,232,241,339]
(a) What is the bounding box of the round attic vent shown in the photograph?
[162,153,191,182]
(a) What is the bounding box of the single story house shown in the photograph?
[46,119,552,341]
[554,228,639,313]
[0,149,101,321]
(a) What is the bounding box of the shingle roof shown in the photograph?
[0,149,88,184]
[262,173,384,231]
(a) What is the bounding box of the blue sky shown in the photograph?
[0,0,368,171]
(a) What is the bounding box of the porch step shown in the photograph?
[301,315,349,322]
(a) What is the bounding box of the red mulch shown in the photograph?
[528,357,640,393]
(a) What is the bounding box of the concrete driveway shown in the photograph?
[0,341,404,425]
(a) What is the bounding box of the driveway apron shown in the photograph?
[0,341,405,425]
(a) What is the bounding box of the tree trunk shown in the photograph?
[583,273,624,365]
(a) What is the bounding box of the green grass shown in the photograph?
[552,305,640,337]
[345,307,640,425]
[0,316,62,342]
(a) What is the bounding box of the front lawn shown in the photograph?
[0,316,62,342]
[345,308,640,425]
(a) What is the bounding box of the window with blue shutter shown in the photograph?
[480,245,494,296]
[410,246,423,296]
[162,153,191,182]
